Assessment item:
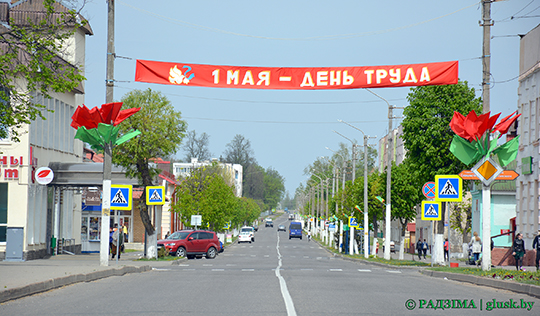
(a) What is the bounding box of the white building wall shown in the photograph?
[516,23,540,247]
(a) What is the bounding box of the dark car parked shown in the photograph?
[157,230,221,259]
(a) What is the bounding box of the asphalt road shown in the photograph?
[2,214,539,315]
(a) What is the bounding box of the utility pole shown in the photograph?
[481,0,492,114]
[100,0,115,267]
[480,0,494,271]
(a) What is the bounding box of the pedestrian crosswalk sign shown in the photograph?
[110,185,132,210]
[421,201,441,221]
[435,175,462,202]
[349,216,358,228]
[146,186,165,205]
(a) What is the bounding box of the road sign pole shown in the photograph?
[481,184,492,271]
[350,226,354,255]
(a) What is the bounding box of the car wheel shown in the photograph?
[206,247,217,259]
[176,247,186,258]
[249,241,252,243]
[289,236,291,239]
[300,237,302,240]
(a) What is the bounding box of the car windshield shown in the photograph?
[167,231,190,240]
[290,224,302,230]
[241,227,253,232]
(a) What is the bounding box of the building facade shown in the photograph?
[0,1,92,260]
[516,23,540,247]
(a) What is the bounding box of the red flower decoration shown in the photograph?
[493,111,521,136]
[71,102,141,129]
[449,111,500,142]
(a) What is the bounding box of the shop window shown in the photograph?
[0,183,7,242]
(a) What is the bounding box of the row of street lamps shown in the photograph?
[305,90,396,260]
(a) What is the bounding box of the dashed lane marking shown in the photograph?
[358,269,372,272]
[386,270,402,273]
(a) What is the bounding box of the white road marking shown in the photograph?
[178,264,189,266]
[251,255,256,257]
[386,270,402,273]
[226,264,236,266]
[203,264,213,266]
[264,255,270,257]
[358,269,372,272]
[183,269,195,271]
[152,268,171,271]
[329,269,342,272]
[275,234,298,316]
[212,269,224,271]
[242,269,255,271]
[303,256,309,259]
[301,269,313,271]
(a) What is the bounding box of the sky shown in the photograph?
[79,0,540,196]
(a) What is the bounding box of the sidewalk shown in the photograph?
[318,241,540,299]
[0,251,177,303]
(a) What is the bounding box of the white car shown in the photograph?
[238,231,252,243]
[240,226,255,242]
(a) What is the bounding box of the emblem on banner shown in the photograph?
[169,65,195,85]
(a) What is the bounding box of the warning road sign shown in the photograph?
[110,185,132,210]
[146,186,165,205]
[421,201,441,221]
[435,175,462,202]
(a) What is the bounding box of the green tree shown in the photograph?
[401,81,481,242]
[401,81,482,184]
[173,163,237,231]
[0,0,88,141]
[383,160,422,244]
[112,88,187,236]
[263,167,285,210]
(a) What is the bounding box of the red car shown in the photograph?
[157,230,221,259]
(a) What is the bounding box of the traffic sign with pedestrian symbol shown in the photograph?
[435,175,462,202]
[146,186,165,205]
[349,216,358,228]
[421,201,441,221]
[111,184,132,210]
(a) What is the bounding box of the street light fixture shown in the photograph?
[365,88,397,260]
[337,120,376,258]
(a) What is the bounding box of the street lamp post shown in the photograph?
[333,130,359,255]
[337,120,375,258]
[365,89,395,260]
[326,147,348,253]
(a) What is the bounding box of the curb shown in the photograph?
[312,237,540,298]
[420,269,540,299]
[0,265,152,304]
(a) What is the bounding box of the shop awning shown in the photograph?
[48,162,139,187]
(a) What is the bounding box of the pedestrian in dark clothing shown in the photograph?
[422,239,428,259]
[416,240,423,260]
[512,233,526,271]
[532,230,540,272]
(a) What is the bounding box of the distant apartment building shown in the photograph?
[173,158,243,197]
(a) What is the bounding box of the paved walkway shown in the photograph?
[0,251,176,303]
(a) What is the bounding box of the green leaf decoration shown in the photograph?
[115,130,141,146]
[74,127,104,149]
[492,136,520,167]
[97,123,120,144]
[449,135,482,165]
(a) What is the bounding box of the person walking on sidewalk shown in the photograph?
[533,230,540,271]
[111,224,124,260]
[444,238,449,261]
[512,233,526,271]
[422,239,428,259]
[416,239,423,260]
[469,232,482,265]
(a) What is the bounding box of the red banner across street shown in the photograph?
[135,60,458,90]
